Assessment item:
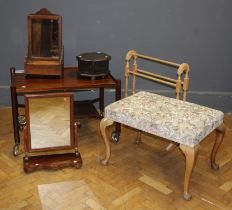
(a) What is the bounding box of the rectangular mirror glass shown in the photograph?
[26,94,72,150]
[31,19,59,58]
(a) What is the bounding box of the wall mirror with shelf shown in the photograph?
[24,8,64,77]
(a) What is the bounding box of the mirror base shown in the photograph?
[24,53,64,78]
[23,152,82,173]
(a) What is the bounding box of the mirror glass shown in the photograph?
[28,96,70,149]
[31,18,59,58]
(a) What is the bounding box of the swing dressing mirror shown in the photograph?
[23,93,82,173]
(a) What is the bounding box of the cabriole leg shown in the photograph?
[100,118,114,165]
[179,144,199,201]
[211,123,226,170]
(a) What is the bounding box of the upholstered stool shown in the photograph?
[100,91,225,200]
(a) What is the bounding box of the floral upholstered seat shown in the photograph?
[104,91,224,147]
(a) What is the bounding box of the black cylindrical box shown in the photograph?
[76,52,111,78]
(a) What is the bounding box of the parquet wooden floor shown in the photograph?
[0,107,232,210]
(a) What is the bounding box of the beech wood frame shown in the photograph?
[100,50,226,200]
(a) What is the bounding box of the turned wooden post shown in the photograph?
[132,55,137,95]
[125,60,130,97]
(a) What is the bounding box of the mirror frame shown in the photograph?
[24,8,64,77]
[27,8,62,61]
[24,92,75,153]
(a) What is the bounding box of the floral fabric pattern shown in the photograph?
[104,91,224,147]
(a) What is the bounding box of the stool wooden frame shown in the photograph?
[100,50,225,200]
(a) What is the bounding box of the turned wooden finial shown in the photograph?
[125,50,137,61]
[177,63,190,101]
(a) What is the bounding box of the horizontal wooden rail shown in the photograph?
[128,70,177,87]
[136,68,182,84]
[133,53,180,68]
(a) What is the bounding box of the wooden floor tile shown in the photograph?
[0,108,232,210]
[139,175,173,195]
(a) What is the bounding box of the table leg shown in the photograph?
[99,87,104,117]
[115,79,121,135]
[10,86,20,156]
[211,123,225,170]
[179,144,199,201]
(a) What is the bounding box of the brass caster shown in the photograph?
[111,131,120,143]
[13,144,20,156]
[73,160,82,169]
[24,155,29,161]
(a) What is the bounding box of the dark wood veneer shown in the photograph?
[24,8,64,77]
[23,153,82,173]
[23,92,82,172]
[10,67,121,156]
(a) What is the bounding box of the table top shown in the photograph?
[11,67,119,93]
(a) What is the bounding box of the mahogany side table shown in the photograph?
[10,67,121,156]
